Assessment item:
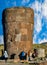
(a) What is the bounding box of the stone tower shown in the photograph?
[2,7,34,59]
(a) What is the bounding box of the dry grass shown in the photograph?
[33,44,47,55]
[0,44,4,56]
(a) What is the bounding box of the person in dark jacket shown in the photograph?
[19,51,27,60]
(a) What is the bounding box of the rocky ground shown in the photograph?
[0,63,30,65]
[0,60,47,65]
[0,62,35,65]
[0,60,35,65]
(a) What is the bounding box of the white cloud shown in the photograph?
[28,0,47,43]
[29,0,42,33]
[38,38,41,44]
[28,0,43,43]
[33,37,47,44]
[29,0,41,12]
[21,0,30,5]
[40,38,47,43]
[35,14,42,33]
[0,35,4,44]
[42,0,47,19]
[33,34,37,44]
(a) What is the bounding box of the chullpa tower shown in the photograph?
[2,7,34,59]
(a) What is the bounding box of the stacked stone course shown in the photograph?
[2,7,34,58]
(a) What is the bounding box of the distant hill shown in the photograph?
[0,44,4,46]
[41,42,47,45]
[33,43,47,54]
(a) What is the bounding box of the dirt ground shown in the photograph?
[0,60,35,65]
[0,62,35,65]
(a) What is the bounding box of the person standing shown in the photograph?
[4,50,8,62]
[28,50,32,61]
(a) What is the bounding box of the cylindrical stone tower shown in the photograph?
[2,7,34,59]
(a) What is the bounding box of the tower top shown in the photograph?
[2,7,34,24]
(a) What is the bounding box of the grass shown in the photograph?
[32,44,47,55]
[0,43,47,56]
[0,44,4,56]
[0,44,4,49]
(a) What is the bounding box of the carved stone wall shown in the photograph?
[2,7,34,58]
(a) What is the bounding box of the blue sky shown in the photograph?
[0,0,47,44]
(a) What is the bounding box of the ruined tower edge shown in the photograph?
[2,7,34,59]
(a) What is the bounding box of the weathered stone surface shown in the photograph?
[37,61,47,65]
[2,7,34,59]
